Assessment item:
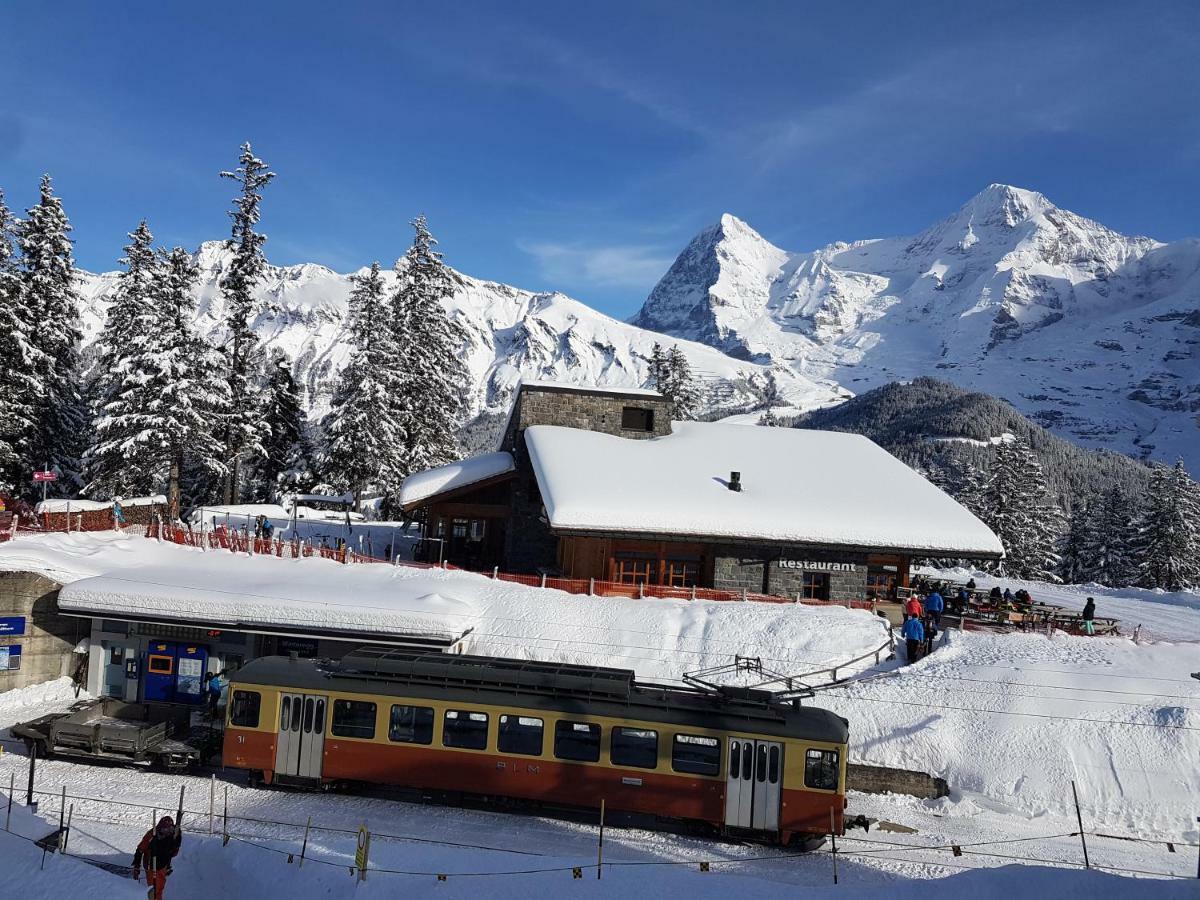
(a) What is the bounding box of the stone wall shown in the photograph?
[847,763,950,799]
[503,468,560,574]
[713,544,869,601]
[0,572,85,692]
[503,384,673,450]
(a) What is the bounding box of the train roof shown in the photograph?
[231,650,849,744]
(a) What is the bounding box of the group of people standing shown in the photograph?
[900,589,944,664]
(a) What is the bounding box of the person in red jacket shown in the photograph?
[904,594,923,618]
[133,816,182,899]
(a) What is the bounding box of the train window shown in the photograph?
[314,699,325,735]
[332,700,377,739]
[742,743,752,780]
[672,734,720,776]
[768,746,780,784]
[291,697,302,731]
[280,696,290,729]
[756,744,767,783]
[554,721,600,762]
[729,740,741,777]
[389,705,434,744]
[443,710,489,750]
[303,698,314,732]
[804,749,839,791]
[229,690,261,728]
[610,727,657,769]
[498,715,544,756]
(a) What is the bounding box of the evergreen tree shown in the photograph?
[0,189,38,491]
[84,221,160,496]
[391,217,466,479]
[648,343,701,420]
[323,262,408,502]
[1089,485,1138,587]
[980,437,1064,580]
[18,175,85,493]
[254,348,311,501]
[1136,460,1200,590]
[217,143,274,503]
[757,371,784,427]
[1058,500,1097,584]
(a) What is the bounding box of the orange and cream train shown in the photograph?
[223,650,849,846]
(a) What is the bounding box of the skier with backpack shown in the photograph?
[132,815,182,899]
[901,614,925,664]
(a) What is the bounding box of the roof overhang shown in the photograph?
[399,470,518,514]
[60,606,473,649]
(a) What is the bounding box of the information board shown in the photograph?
[0,645,22,671]
[0,616,26,637]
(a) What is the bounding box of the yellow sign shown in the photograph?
[355,824,370,881]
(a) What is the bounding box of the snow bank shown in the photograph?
[400,450,515,506]
[822,629,1200,836]
[525,422,1005,555]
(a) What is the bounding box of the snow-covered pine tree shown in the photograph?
[146,247,231,518]
[1057,500,1097,584]
[647,343,668,392]
[757,371,784,427]
[1089,485,1137,587]
[84,221,160,497]
[217,143,275,503]
[648,343,701,420]
[0,189,38,492]
[667,346,701,420]
[254,348,311,501]
[18,175,85,493]
[1136,460,1200,591]
[322,261,407,503]
[980,437,1064,580]
[391,217,466,480]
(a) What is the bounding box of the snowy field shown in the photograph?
[0,533,1197,894]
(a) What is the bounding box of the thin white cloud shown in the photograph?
[519,239,674,291]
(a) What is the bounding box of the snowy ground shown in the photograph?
[0,534,1197,894]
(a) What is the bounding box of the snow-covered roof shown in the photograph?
[521,379,664,399]
[400,451,516,508]
[57,558,473,642]
[36,495,165,515]
[524,422,1005,557]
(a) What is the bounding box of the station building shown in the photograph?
[401,381,1004,603]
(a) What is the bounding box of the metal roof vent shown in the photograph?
[729,471,742,492]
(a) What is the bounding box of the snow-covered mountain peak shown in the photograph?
[632,186,1200,469]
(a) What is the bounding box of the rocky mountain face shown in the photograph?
[74,243,845,441]
[634,185,1200,469]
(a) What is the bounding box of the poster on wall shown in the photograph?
[176,656,204,696]
[0,616,26,637]
[0,645,22,671]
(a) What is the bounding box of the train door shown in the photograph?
[724,738,782,832]
[274,692,327,780]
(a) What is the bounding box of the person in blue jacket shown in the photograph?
[901,615,925,664]
[924,590,944,627]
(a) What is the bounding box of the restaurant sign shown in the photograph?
[777,559,859,572]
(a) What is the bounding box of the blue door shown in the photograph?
[143,642,177,702]
[174,645,208,705]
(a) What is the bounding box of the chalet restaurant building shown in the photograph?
[401,382,1004,603]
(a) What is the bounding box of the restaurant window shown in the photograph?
[389,704,434,744]
[866,565,898,600]
[663,557,700,588]
[443,709,489,750]
[469,519,486,542]
[452,518,468,539]
[614,552,655,585]
[671,734,720,776]
[498,715,543,756]
[554,720,601,762]
[621,406,654,432]
[331,700,377,739]
[800,572,830,601]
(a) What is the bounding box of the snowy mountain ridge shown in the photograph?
[634,184,1200,468]
[74,242,843,433]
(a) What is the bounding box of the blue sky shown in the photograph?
[3,0,1199,317]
